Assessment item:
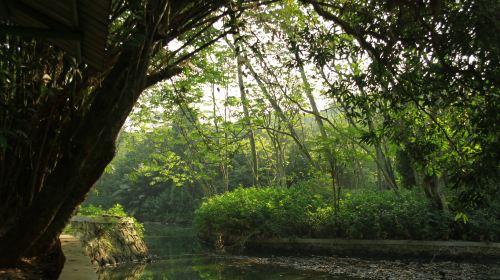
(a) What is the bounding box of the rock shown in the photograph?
[69,216,151,267]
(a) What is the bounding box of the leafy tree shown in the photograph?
[0,0,251,269]
[301,0,500,208]
[2,0,498,271]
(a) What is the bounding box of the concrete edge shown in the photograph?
[253,238,500,248]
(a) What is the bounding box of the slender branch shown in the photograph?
[257,126,294,138]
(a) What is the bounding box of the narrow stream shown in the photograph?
[97,224,351,279]
[97,224,499,279]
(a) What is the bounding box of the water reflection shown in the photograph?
[98,264,146,280]
[96,225,338,280]
[99,256,337,280]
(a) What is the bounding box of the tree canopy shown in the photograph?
[0,0,498,275]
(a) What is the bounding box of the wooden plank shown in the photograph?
[0,0,110,70]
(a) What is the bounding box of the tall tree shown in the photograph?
[242,43,317,169]
[291,41,340,207]
[0,0,247,270]
[301,0,500,208]
[231,36,259,186]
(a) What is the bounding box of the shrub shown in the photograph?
[194,187,325,241]
[77,203,145,237]
[194,187,499,245]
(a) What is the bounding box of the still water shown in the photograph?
[97,224,342,280]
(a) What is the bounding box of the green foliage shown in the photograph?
[77,203,128,218]
[195,187,500,243]
[106,204,128,217]
[77,204,106,217]
[77,204,145,238]
[304,0,500,207]
[195,186,325,239]
[62,224,75,235]
[85,0,499,233]
[132,220,146,239]
[85,128,207,223]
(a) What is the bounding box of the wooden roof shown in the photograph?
[0,0,111,70]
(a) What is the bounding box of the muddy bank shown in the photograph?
[218,254,500,280]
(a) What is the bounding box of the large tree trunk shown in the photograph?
[0,1,223,272]
[0,43,153,266]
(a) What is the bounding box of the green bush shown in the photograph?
[194,187,499,244]
[194,187,325,240]
[78,204,105,216]
[77,203,145,237]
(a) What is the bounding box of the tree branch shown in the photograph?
[145,66,183,89]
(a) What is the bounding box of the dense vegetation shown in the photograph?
[0,0,233,267]
[1,0,499,272]
[85,0,499,231]
[195,187,500,244]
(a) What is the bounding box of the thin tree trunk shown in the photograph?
[243,54,317,170]
[231,35,259,186]
[341,100,398,193]
[365,112,398,192]
[223,87,230,192]
[423,174,447,211]
[293,43,339,208]
[267,127,287,188]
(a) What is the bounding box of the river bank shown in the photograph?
[93,224,500,279]
[244,238,500,260]
[222,254,500,280]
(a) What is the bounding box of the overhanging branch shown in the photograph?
[145,66,183,88]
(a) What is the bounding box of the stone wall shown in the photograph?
[70,216,151,266]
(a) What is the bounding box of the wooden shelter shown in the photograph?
[0,0,111,70]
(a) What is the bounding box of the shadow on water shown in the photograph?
[97,224,353,280]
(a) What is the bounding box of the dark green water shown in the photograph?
[97,224,341,280]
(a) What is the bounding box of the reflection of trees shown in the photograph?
[97,258,221,280]
[146,236,201,258]
[95,256,293,280]
[192,260,225,280]
[98,264,146,280]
